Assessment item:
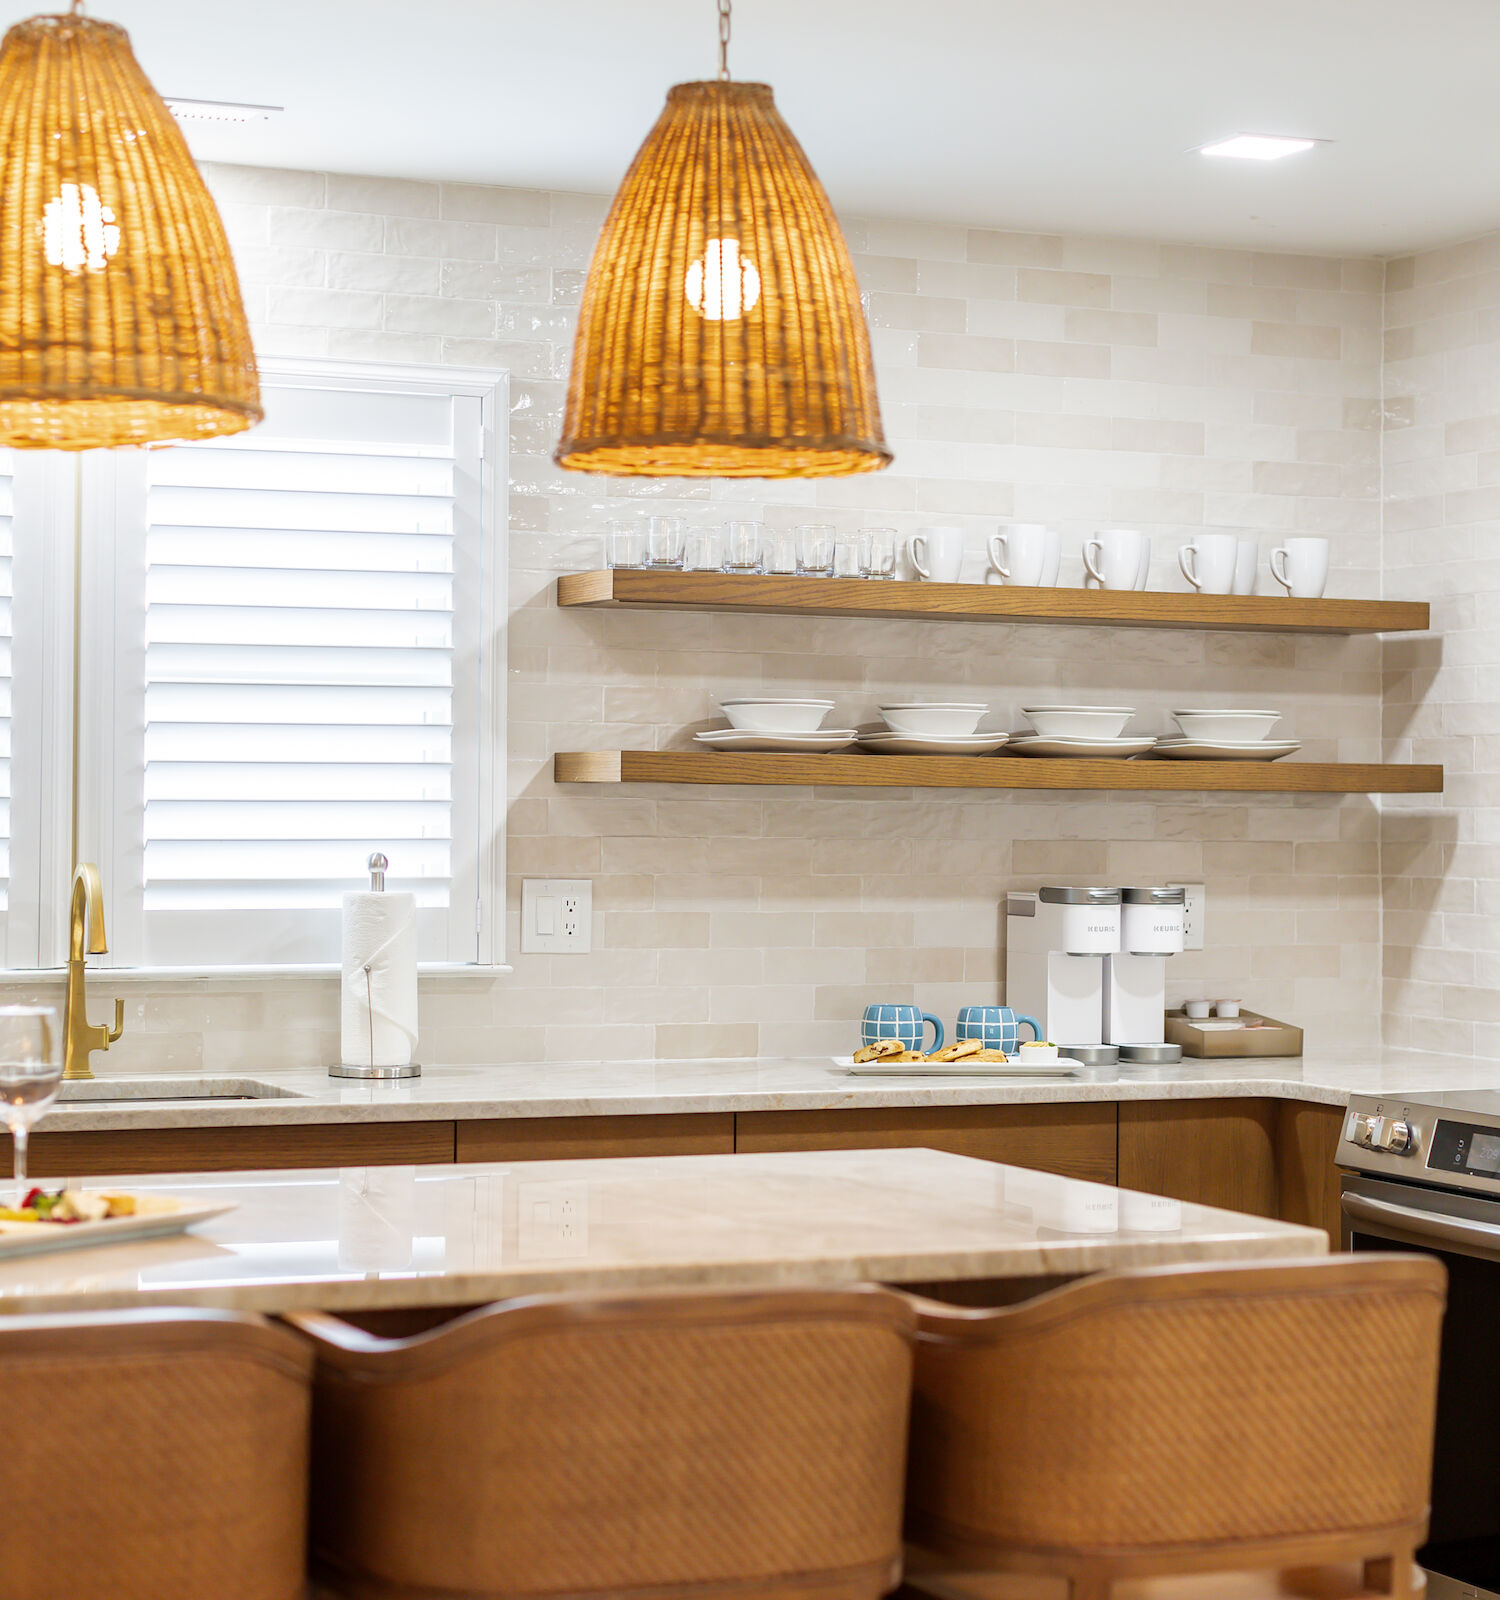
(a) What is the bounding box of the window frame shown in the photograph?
[68,356,510,975]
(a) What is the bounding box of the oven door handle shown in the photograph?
[1343,1190,1500,1257]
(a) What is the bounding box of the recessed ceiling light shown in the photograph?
[163,97,282,124]
[1196,133,1322,161]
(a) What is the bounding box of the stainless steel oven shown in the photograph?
[1341,1091,1500,1600]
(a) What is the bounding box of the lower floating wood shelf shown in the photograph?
[555,751,1444,794]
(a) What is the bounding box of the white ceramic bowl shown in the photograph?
[879,702,988,737]
[1171,708,1281,742]
[719,697,835,733]
[1022,705,1134,739]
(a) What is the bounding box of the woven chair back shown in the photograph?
[292,1284,915,1600]
[905,1255,1445,1566]
[0,1307,312,1600]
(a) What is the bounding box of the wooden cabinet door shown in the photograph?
[456,1113,735,1164]
[1275,1100,1346,1246]
[12,1120,457,1177]
[1117,1098,1277,1216]
[734,1104,1117,1183]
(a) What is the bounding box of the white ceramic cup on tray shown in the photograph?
[1178,532,1238,595]
[1233,538,1257,595]
[988,524,1061,587]
[1270,537,1330,599]
[909,526,965,584]
[1082,528,1146,591]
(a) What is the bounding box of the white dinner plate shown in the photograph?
[1007,734,1158,759]
[857,731,1010,756]
[1152,738,1301,762]
[833,1054,1082,1077]
[694,728,859,753]
[0,1195,236,1258]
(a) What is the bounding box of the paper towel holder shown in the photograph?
[329,853,423,1081]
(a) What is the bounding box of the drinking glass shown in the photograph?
[645,515,686,569]
[722,520,763,574]
[763,526,799,575]
[606,518,647,569]
[796,523,836,576]
[683,525,725,572]
[859,526,897,580]
[832,532,863,578]
[0,1006,61,1205]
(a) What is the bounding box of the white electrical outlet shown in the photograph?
[517,1179,589,1259]
[521,879,593,954]
[1170,883,1206,950]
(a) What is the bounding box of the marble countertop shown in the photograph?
[0,1148,1327,1316]
[33,1048,1500,1133]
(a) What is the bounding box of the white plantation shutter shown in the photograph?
[0,456,14,917]
[82,360,506,969]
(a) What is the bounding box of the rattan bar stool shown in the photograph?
[286,1284,915,1600]
[0,1306,313,1600]
[897,1255,1445,1600]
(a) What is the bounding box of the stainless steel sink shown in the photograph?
[57,1077,307,1104]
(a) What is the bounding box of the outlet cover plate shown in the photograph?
[521,879,593,954]
[1169,883,1206,951]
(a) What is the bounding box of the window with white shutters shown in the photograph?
[79,359,507,970]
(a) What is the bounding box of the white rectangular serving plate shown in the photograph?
[0,1196,236,1258]
[834,1055,1082,1077]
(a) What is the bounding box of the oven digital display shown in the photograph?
[1428,1118,1500,1178]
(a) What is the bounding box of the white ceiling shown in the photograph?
[25,0,1500,255]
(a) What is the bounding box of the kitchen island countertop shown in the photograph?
[0,1147,1327,1317]
[32,1047,1497,1133]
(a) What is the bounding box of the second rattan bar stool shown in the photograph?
[288,1283,915,1600]
[0,1306,313,1600]
[899,1255,1446,1600]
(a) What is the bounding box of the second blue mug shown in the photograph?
[955,1005,1042,1054]
[862,1003,944,1054]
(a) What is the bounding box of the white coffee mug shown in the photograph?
[1082,528,1146,591]
[1133,535,1151,591]
[988,523,1061,587]
[909,526,965,584]
[1270,537,1330,599]
[1178,532,1238,595]
[1233,538,1257,596]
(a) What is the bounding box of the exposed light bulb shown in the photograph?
[685,237,761,321]
[43,181,119,273]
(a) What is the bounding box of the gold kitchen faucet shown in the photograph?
[63,863,124,1081]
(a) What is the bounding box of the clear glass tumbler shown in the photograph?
[860,526,897,580]
[832,533,863,578]
[722,520,763,574]
[683,525,726,572]
[0,1006,61,1206]
[797,523,836,576]
[606,518,647,569]
[763,526,799,575]
[645,515,686,568]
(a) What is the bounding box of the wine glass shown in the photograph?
[0,1006,61,1206]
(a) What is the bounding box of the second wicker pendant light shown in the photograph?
[555,2,890,479]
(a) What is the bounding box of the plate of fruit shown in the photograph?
[0,1187,236,1257]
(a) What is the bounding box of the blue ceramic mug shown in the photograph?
[862,1003,944,1055]
[955,1005,1042,1055]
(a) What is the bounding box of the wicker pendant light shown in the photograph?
[556,0,889,479]
[0,3,261,450]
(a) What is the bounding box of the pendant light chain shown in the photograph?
[717,0,731,79]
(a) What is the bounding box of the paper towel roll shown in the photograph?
[341,890,418,1068]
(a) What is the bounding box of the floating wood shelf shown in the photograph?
[558,570,1429,635]
[555,751,1444,794]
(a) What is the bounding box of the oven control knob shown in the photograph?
[1374,1118,1414,1155]
[1347,1113,1377,1149]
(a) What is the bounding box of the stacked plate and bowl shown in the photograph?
[696,699,857,753]
[1010,706,1156,758]
[1154,709,1299,761]
[858,704,1008,755]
